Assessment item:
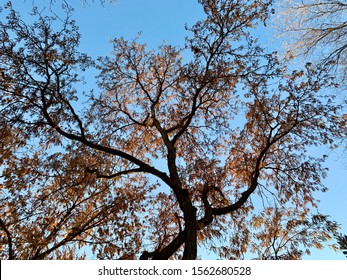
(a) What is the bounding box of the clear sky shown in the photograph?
[8,0,347,260]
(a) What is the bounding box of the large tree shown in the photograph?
[0,0,344,260]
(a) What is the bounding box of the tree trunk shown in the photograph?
[181,190,198,260]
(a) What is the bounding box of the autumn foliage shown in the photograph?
[0,0,344,259]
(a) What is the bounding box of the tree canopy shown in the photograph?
[0,0,344,260]
[276,0,347,87]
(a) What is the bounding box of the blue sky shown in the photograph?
[8,0,347,259]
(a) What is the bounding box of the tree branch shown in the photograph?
[0,218,14,260]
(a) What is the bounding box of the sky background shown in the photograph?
[6,0,347,259]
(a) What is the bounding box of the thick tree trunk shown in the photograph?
[141,196,198,260]
[182,206,198,260]
[180,190,198,260]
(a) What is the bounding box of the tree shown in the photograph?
[0,0,345,260]
[250,207,339,260]
[276,0,347,86]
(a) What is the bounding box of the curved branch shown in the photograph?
[45,112,171,186]
[0,218,14,260]
[139,229,186,260]
[197,184,214,229]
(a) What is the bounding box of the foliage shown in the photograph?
[250,207,339,259]
[335,233,347,258]
[276,0,347,86]
[0,0,345,259]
